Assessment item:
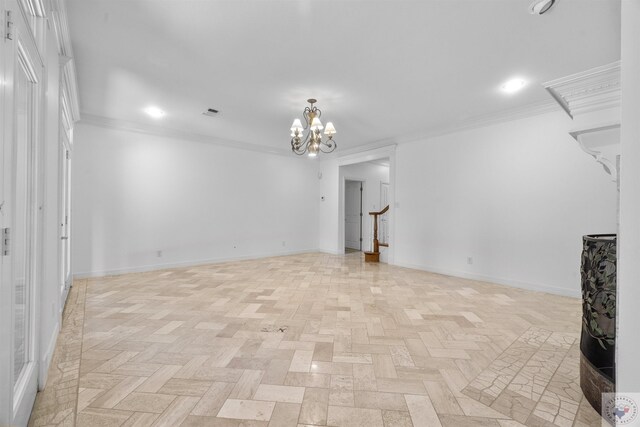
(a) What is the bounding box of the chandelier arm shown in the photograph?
[319,140,337,153]
[291,139,308,155]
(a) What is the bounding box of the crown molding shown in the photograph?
[334,139,398,159]
[81,98,561,161]
[358,99,561,149]
[49,0,81,123]
[543,61,621,119]
[80,113,293,157]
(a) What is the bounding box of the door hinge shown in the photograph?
[5,11,13,40]
[2,228,9,256]
[359,237,363,242]
[66,150,70,160]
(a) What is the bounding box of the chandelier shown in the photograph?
[290,99,337,157]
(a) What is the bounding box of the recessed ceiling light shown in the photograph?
[501,78,527,94]
[144,106,165,119]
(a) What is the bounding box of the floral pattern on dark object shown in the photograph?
[581,235,616,351]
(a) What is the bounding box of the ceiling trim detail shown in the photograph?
[80,113,293,157]
[81,97,564,160]
[368,99,561,147]
[49,0,81,123]
[543,61,621,119]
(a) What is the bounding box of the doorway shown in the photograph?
[344,180,363,251]
[338,154,392,261]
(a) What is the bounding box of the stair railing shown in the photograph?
[369,205,389,253]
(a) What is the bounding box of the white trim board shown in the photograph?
[73,248,320,279]
[393,261,580,299]
[38,321,60,390]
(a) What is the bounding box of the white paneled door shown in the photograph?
[1,1,42,424]
[60,133,72,299]
[345,180,363,250]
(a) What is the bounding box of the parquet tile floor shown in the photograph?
[29,252,602,426]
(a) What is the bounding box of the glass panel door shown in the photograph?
[0,1,42,424]
[13,49,35,387]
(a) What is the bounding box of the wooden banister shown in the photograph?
[369,205,389,216]
[369,205,389,255]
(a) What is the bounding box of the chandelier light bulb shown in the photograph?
[324,122,336,136]
[310,117,323,131]
[290,118,303,131]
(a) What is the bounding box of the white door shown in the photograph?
[344,180,362,250]
[59,135,71,299]
[1,2,42,424]
[380,182,389,245]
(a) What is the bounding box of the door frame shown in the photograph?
[0,1,46,424]
[336,145,396,261]
[344,179,364,251]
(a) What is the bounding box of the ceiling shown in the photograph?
[66,0,621,153]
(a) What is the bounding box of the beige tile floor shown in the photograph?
[29,252,603,426]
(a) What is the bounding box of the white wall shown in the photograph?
[393,110,618,297]
[72,123,319,276]
[617,0,640,393]
[340,162,390,253]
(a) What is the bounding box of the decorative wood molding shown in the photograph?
[569,122,620,182]
[543,61,621,119]
[49,0,81,124]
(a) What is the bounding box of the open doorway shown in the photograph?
[345,180,363,252]
[340,158,391,262]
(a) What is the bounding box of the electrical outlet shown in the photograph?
[282,241,286,247]
[467,257,473,265]
[157,250,163,257]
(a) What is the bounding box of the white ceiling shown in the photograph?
[67,0,621,153]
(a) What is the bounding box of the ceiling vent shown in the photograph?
[202,108,219,117]
[529,0,555,15]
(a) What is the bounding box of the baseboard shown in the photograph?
[38,321,60,390]
[393,261,580,298]
[73,248,321,279]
